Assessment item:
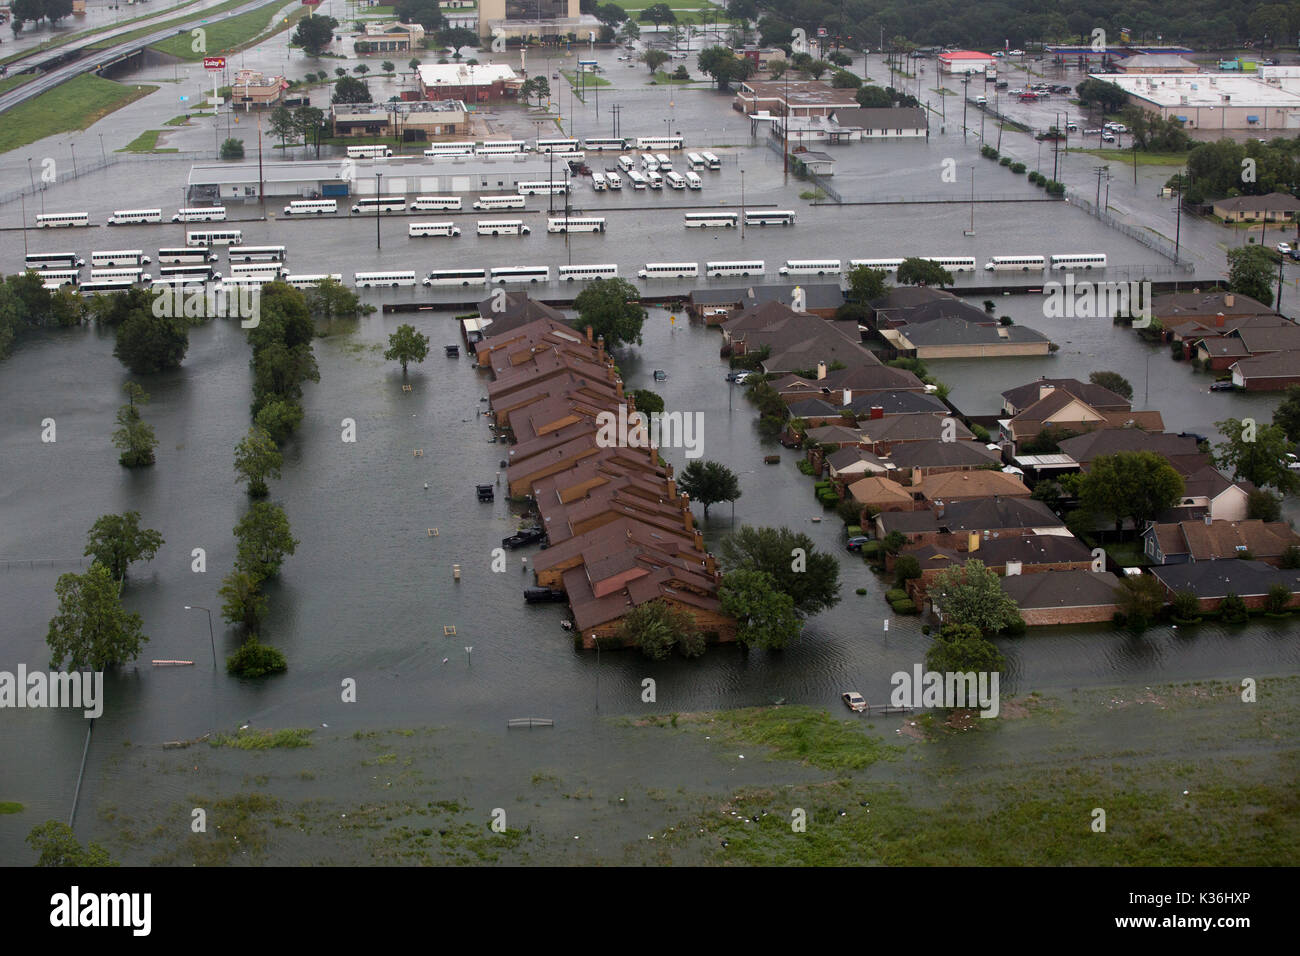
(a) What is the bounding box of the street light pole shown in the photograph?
[184,605,217,670]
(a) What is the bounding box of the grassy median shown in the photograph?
[0,73,157,155]
[150,2,307,61]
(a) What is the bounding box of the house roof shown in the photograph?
[913,470,1031,500]
[1150,559,1300,598]
[846,390,949,415]
[847,476,914,506]
[1146,518,1300,560]
[1230,324,1300,354]
[691,283,844,311]
[1211,192,1300,213]
[1151,291,1274,323]
[884,439,1002,470]
[805,424,864,444]
[826,106,929,130]
[827,446,893,472]
[935,496,1064,532]
[877,510,940,533]
[1001,377,1131,414]
[889,316,1051,348]
[1000,570,1121,609]
[787,397,842,418]
[1232,349,1300,379]
[861,413,970,444]
[477,292,567,335]
[1056,430,1199,463]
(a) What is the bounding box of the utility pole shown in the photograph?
[1095,165,1106,208]
[1174,171,1182,265]
[961,76,968,141]
[609,103,622,139]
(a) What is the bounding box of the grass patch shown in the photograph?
[1072,147,1190,166]
[0,74,157,156]
[0,0,203,66]
[87,0,251,51]
[150,2,306,60]
[0,801,24,814]
[209,727,313,750]
[649,70,704,85]
[0,73,38,95]
[561,69,612,88]
[119,129,178,153]
[1104,543,1151,568]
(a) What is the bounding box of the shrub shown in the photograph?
[855,587,868,596]
[893,555,921,588]
[1218,592,1249,624]
[861,540,883,558]
[890,599,918,614]
[1170,590,1201,620]
[884,588,911,604]
[1010,162,1026,174]
[999,156,1012,166]
[226,639,287,678]
[1264,583,1293,614]
[796,459,815,475]
[1281,545,1300,569]
[983,300,995,312]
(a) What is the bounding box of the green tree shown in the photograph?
[1075,77,1127,113]
[1247,488,1282,522]
[1219,591,1250,623]
[1264,582,1293,614]
[234,426,283,498]
[629,388,664,414]
[294,105,326,157]
[895,256,953,287]
[354,64,370,76]
[234,502,298,580]
[381,60,396,74]
[644,48,670,73]
[1078,451,1185,533]
[1088,369,1134,401]
[220,137,245,160]
[1113,574,1166,629]
[618,19,640,41]
[1272,385,1300,443]
[227,639,287,677]
[113,310,189,374]
[719,568,802,650]
[1212,418,1300,495]
[1226,245,1277,307]
[254,398,305,445]
[332,76,371,104]
[846,264,889,303]
[856,84,893,108]
[112,382,158,468]
[928,559,1020,633]
[718,525,841,616]
[385,323,431,374]
[618,599,702,660]
[595,2,628,25]
[46,563,147,670]
[26,821,116,867]
[269,105,297,150]
[292,13,337,55]
[83,512,164,582]
[572,277,646,350]
[220,569,267,632]
[395,0,446,31]
[831,68,862,88]
[677,460,742,518]
[924,621,1007,675]
[894,554,922,589]
[882,531,907,555]
[638,2,675,26]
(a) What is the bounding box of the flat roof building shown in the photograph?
[331,100,468,139]
[1097,72,1300,130]
[417,63,523,103]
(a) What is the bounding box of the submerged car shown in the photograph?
[842,692,868,712]
[502,527,547,549]
[1210,381,1235,391]
[846,536,873,552]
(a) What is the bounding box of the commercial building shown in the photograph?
[937,50,996,75]
[478,0,597,42]
[733,80,860,117]
[1098,72,1300,131]
[229,70,288,110]
[354,21,426,54]
[1114,53,1199,73]
[828,107,929,139]
[417,63,523,103]
[331,100,468,139]
[877,316,1054,358]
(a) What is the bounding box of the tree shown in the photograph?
[409,57,422,73]
[1247,489,1282,522]
[856,84,893,108]
[269,105,297,151]
[846,265,889,303]
[437,26,479,50]
[332,76,371,104]
[1273,385,1300,443]
[395,0,446,31]
[618,19,640,41]
[894,554,922,589]
[234,426,283,498]
[1213,418,1300,495]
[638,3,675,26]
[719,568,802,650]
[44,0,73,24]
[1114,574,1167,629]
[47,563,147,670]
[618,600,701,659]
[381,60,396,74]
[292,15,337,56]
[1079,451,1184,533]
[520,75,550,106]
[928,559,1021,633]
[572,277,646,350]
[227,638,287,677]
[629,388,663,414]
[84,512,164,582]
[1226,245,1276,307]
[114,309,188,374]
[254,399,305,445]
[354,64,371,77]
[805,59,832,80]
[220,137,245,160]
[1219,591,1250,623]
[595,2,627,25]
[895,257,953,287]
[1281,545,1300,570]
[677,460,742,518]
[673,64,690,80]
[112,382,158,468]
[220,569,267,632]
[924,622,1007,675]
[718,525,841,616]
[1088,369,1133,401]
[294,105,326,157]
[768,59,788,79]
[385,323,431,374]
[26,821,116,867]
[1075,77,1127,114]
[234,502,299,580]
[644,49,670,73]
[304,276,367,319]
[831,69,862,88]
[1264,582,1293,614]
[726,0,756,18]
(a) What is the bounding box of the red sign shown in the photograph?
[203,56,226,70]
[301,0,322,5]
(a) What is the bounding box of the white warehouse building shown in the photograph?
[1097,71,1300,131]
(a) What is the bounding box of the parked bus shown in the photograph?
[78,279,136,294]
[354,270,418,287]
[351,197,407,214]
[591,172,608,191]
[90,267,149,282]
[159,264,219,280]
[477,220,531,236]
[473,195,526,211]
[517,181,567,195]
[684,171,702,190]
[423,142,476,157]
[848,258,903,272]
[547,217,605,233]
[410,196,463,211]
[582,137,628,151]
[36,212,90,228]
[284,273,343,289]
[229,262,287,278]
[701,151,721,170]
[744,209,795,226]
[684,212,738,228]
[637,262,698,279]
[664,171,687,190]
[779,259,842,276]
[617,155,636,172]
[37,270,80,287]
[228,245,286,262]
[159,246,219,263]
[686,152,706,170]
[409,221,462,238]
[475,140,528,156]
[26,252,85,269]
[983,255,1047,271]
[490,265,550,284]
[187,229,243,246]
[283,199,337,216]
[922,255,978,272]
[558,264,618,282]
[346,145,392,159]
[423,268,487,287]
[554,151,586,163]
[646,171,664,189]
[172,206,227,222]
[605,171,623,190]
[626,170,648,190]
[107,208,163,226]
[92,250,151,268]
[655,153,673,170]
[635,135,684,150]
[640,153,659,172]
[1049,253,1107,270]
[706,260,764,277]
[535,138,580,153]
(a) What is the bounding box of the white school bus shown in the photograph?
[354,270,418,287]
[473,195,526,211]
[173,206,228,222]
[637,262,698,279]
[478,220,531,236]
[546,217,605,233]
[36,212,90,228]
[283,199,337,216]
[108,208,163,225]
[409,221,462,237]
[706,260,765,277]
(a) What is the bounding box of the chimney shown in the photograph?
[1223,294,1234,308]
[1214,312,1226,327]
[843,389,852,406]
[911,467,922,486]
[870,405,884,420]
[585,324,593,342]
[666,477,677,498]
[1039,384,1055,401]
[816,361,827,380]
[968,532,979,552]
[1204,514,1213,526]
[1005,560,1022,576]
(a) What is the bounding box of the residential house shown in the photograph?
[875,495,1066,547]
[879,316,1054,358]
[909,469,1031,503]
[884,439,1003,475]
[825,446,896,483]
[1056,430,1201,467]
[1230,350,1300,390]
[848,476,915,515]
[998,570,1122,625]
[768,363,928,402]
[857,413,972,455]
[690,283,844,321]
[1150,559,1300,611]
[1150,291,1275,336]
[826,106,929,139]
[1001,377,1131,416]
[872,286,994,330]
[1142,518,1300,565]
[999,385,1163,445]
[1210,192,1300,222]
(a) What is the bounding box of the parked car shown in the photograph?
[842,692,868,712]
[524,587,567,603]
[502,527,546,550]
[1210,381,1236,391]
[1102,132,1117,142]
[991,50,1005,57]
[1278,242,1293,255]
[730,371,751,384]
[846,536,873,552]
[996,80,1009,89]
[476,483,495,501]
[1084,127,1102,135]
[1009,49,1025,56]
[1010,87,1024,95]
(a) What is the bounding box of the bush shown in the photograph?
[1264,583,1293,614]
[861,540,883,559]
[855,587,868,595]
[1281,545,1300,569]
[983,300,995,312]
[884,588,911,604]
[226,639,287,678]
[1046,180,1065,196]
[1170,590,1201,620]
[796,459,815,475]
[1010,162,1026,174]
[893,555,921,588]
[890,599,918,614]
[1000,616,1027,636]
[999,156,1012,166]
[1218,592,1249,624]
